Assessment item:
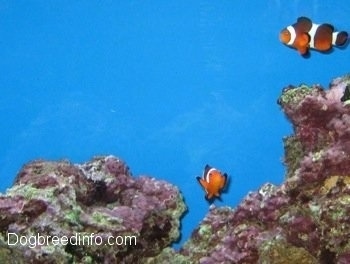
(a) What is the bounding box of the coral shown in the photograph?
[0,156,186,263]
[2,75,350,263]
[259,239,318,264]
[154,75,350,263]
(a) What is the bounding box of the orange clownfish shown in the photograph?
[280,17,348,56]
[196,164,228,200]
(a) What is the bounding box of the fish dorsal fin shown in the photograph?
[295,16,313,32]
[204,164,211,172]
[297,16,312,24]
[322,23,334,32]
[318,24,334,37]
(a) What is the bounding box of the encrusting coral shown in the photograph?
[0,156,186,263]
[1,75,350,263]
[150,75,350,263]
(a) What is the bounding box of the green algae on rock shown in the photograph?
[0,156,186,263]
[2,75,350,263]
[168,75,350,263]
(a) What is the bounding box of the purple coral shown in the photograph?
[2,75,350,263]
[0,156,186,263]
[337,252,350,264]
[176,75,350,263]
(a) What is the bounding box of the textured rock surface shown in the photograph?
[2,75,350,263]
[0,156,186,263]
[149,75,350,263]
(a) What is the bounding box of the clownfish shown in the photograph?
[196,164,228,200]
[280,17,348,56]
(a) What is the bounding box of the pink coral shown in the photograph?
[176,76,350,263]
[0,156,186,263]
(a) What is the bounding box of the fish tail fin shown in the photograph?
[334,31,348,46]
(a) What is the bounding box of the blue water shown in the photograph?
[0,1,349,248]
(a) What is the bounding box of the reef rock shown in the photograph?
[0,156,186,263]
[148,75,350,263]
[2,75,350,263]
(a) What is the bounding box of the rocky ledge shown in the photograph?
[1,75,350,263]
[0,156,186,263]
[149,75,350,263]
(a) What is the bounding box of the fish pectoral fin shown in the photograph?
[206,193,213,200]
[295,41,309,55]
[222,173,228,187]
[297,46,309,55]
[196,177,208,189]
[296,33,310,47]
[293,33,310,55]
